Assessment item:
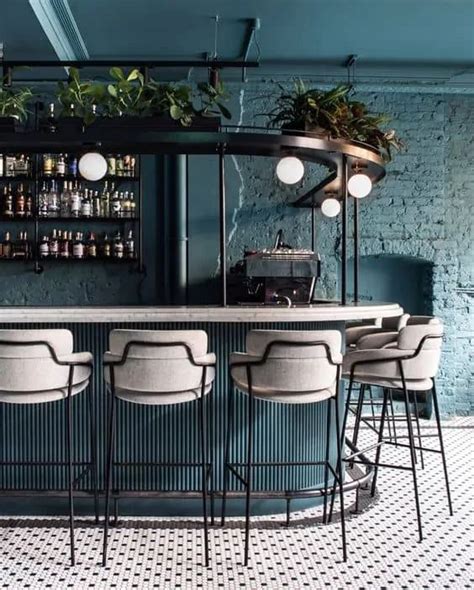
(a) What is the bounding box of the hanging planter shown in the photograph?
[267,80,404,162]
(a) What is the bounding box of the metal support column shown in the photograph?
[341,155,348,305]
[219,146,227,306]
[165,154,188,305]
[353,197,359,303]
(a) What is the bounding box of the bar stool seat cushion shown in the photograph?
[230,330,342,404]
[0,378,89,404]
[104,330,216,406]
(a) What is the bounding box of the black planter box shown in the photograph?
[0,117,21,133]
[57,117,84,134]
[89,115,221,132]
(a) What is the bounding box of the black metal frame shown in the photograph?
[342,334,453,542]
[102,339,216,567]
[221,339,347,565]
[0,339,98,566]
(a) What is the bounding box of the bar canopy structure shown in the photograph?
[0,126,386,305]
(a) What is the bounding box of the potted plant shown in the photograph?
[56,67,101,131]
[0,86,33,131]
[267,80,403,162]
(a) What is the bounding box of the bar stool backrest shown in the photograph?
[0,329,74,392]
[105,329,213,393]
[243,330,341,393]
[396,319,443,379]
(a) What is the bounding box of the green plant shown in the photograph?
[0,86,33,122]
[267,80,404,161]
[197,81,231,120]
[146,81,195,126]
[56,67,105,124]
[105,67,146,116]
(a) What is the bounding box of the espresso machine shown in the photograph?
[228,230,321,305]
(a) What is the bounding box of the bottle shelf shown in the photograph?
[37,216,139,223]
[0,216,35,222]
[37,174,139,182]
[0,175,33,181]
[38,257,138,263]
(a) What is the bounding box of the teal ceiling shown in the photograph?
[1,0,473,85]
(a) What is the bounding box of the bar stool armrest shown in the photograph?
[193,353,217,367]
[56,351,94,368]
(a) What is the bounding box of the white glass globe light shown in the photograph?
[321,198,341,218]
[276,156,304,184]
[79,152,108,181]
[348,173,372,198]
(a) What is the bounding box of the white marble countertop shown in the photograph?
[0,302,403,323]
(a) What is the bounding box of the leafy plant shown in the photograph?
[197,81,231,120]
[146,81,195,126]
[267,80,404,162]
[105,67,146,116]
[56,67,105,124]
[0,86,33,122]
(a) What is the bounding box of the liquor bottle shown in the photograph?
[111,191,121,218]
[49,229,59,259]
[43,154,53,176]
[115,155,124,177]
[72,232,84,259]
[125,230,135,259]
[15,154,28,176]
[0,154,4,176]
[107,155,116,175]
[56,154,66,177]
[113,231,124,259]
[86,232,97,258]
[59,230,70,258]
[130,155,136,176]
[13,231,27,259]
[3,184,14,218]
[130,191,136,216]
[15,183,25,218]
[123,155,131,176]
[81,188,92,218]
[2,231,12,258]
[68,155,78,177]
[25,186,33,218]
[60,181,70,217]
[46,103,57,133]
[102,233,111,258]
[70,182,81,218]
[23,231,30,259]
[39,234,50,259]
[39,181,49,218]
[5,155,15,177]
[92,190,101,217]
[48,180,60,218]
[122,191,131,218]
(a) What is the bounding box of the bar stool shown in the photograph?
[346,314,409,348]
[222,330,346,566]
[0,329,97,566]
[350,316,439,463]
[102,329,216,567]
[342,319,453,542]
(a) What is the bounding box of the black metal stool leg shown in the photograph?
[87,386,99,524]
[388,389,398,445]
[243,370,254,566]
[399,363,423,542]
[322,397,332,524]
[102,379,117,567]
[198,370,210,567]
[65,367,75,567]
[334,395,347,562]
[370,388,388,497]
[208,387,215,526]
[432,381,453,516]
[412,391,425,469]
[221,380,234,526]
[349,384,365,468]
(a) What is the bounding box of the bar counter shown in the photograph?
[0,302,402,516]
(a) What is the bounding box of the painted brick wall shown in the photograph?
[223,82,474,416]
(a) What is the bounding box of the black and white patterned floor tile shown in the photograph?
[0,417,472,589]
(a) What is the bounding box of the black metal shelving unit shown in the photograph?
[0,161,143,273]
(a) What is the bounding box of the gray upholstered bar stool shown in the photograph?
[222,329,346,566]
[345,313,409,348]
[0,329,97,566]
[102,329,216,567]
[342,318,453,542]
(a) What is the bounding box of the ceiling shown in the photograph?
[1,0,473,87]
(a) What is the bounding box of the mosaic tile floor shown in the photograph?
[0,417,472,589]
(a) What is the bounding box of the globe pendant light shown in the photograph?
[276,156,304,184]
[79,152,108,181]
[321,197,341,217]
[348,173,372,198]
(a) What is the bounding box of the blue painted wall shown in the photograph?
[0,82,472,415]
